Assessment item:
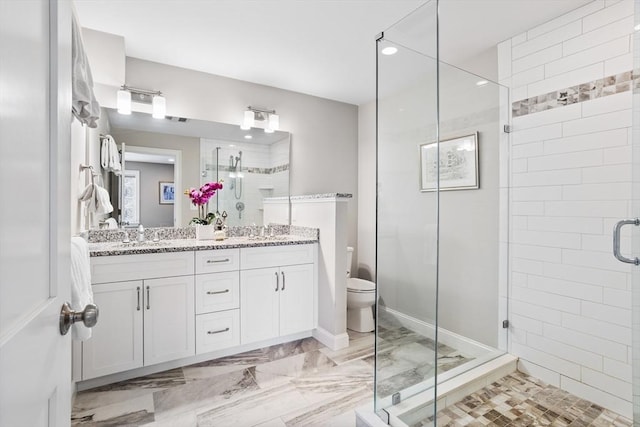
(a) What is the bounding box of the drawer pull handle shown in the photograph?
[206,258,230,264]
[281,271,285,291]
[146,286,150,310]
[275,271,279,291]
[206,289,230,295]
[207,327,230,335]
[137,286,141,311]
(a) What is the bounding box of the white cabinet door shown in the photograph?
[144,276,195,366]
[240,267,280,344]
[83,281,144,380]
[279,264,315,336]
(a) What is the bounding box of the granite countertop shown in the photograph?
[89,235,318,257]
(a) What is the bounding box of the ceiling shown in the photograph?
[74,0,593,106]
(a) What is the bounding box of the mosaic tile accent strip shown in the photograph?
[512,70,636,118]
[205,163,289,175]
[410,371,632,427]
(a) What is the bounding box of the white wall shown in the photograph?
[498,0,634,416]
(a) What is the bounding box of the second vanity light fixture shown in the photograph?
[240,106,280,133]
[117,85,166,119]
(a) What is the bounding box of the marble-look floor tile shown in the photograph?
[182,338,323,381]
[281,386,371,427]
[73,368,186,413]
[252,349,336,389]
[140,410,196,427]
[153,368,258,420]
[71,393,155,426]
[251,417,287,427]
[196,383,311,427]
[319,334,390,365]
[291,359,373,405]
[374,342,436,381]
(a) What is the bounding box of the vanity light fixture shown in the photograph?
[240,106,279,133]
[117,85,166,119]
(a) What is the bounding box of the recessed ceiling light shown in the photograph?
[381,46,398,56]
[229,144,235,147]
[244,135,253,139]
[168,158,175,162]
[476,80,489,87]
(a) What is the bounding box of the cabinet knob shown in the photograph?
[59,302,99,335]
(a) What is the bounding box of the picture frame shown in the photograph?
[420,132,479,192]
[159,181,175,204]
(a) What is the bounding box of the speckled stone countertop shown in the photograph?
[87,224,319,257]
[88,234,318,257]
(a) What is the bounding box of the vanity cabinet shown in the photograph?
[82,253,195,381]
[81,243,316,385]
[240,245,315,345]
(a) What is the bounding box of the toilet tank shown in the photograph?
[347,246,354,278]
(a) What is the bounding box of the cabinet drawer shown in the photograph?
[91,252,194,284]
[195,272,240,314]
[240,244,315,270]
[195,249,240,274]
[196,310,240,354]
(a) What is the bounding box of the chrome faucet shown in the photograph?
[121,229,130,244]
[137,224,145,243]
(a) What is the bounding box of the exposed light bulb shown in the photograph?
[152,95,166,119]
[117,89,131,115]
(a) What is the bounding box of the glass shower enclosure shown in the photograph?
[375,1,510,424]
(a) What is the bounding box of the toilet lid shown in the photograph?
[348,278,375,292]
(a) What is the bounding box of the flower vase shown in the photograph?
[196,224,215,240]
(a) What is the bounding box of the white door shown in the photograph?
[0,0,72,426]
[82,281,143,380]
[143,276,195,366]
[279,264,314,336]
[240,268,280,344]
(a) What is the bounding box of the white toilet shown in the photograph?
[346,246,376,332]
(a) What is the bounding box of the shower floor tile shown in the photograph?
[409,371,632,427]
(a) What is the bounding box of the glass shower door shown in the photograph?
[375,0,440,422]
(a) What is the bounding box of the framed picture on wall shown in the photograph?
[159,182,175,204]
[420,132,479,192]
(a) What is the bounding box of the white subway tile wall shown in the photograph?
[498,0,634,417]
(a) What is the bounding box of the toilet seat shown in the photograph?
[347,278,375,293]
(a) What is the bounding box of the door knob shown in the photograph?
[59,302,99,335]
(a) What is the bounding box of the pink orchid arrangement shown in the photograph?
[185,181,223,224]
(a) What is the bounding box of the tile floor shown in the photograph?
[412,371,633,427]
[71,324,633,427]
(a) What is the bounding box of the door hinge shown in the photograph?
[502,320,510,328]
[503,124,512,133]
[392,392,401,405]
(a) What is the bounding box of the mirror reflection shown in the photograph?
[102,108,290,229]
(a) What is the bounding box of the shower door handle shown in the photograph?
[613,218,640,265]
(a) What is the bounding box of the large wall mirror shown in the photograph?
[104,108,290,228]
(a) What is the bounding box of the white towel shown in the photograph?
[100,135,122,173]
[105,218,118,229]
[71,13,100,128]
[70,236,94,341]
[79,183,113,215]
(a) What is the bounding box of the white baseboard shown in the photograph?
[380,307,495,358]
[312,326,349,350]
